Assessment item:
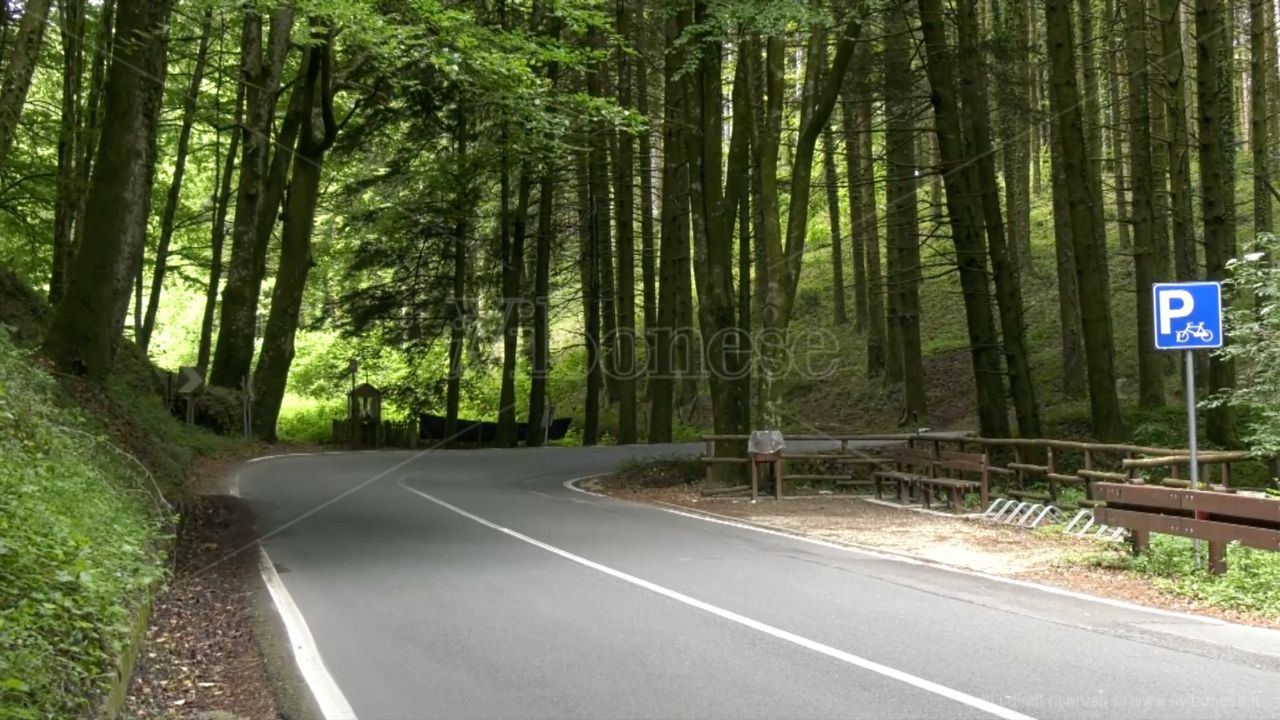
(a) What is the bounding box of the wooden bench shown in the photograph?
[872,445,935,504]
[918,449,989,513]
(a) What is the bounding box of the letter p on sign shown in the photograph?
[1158,290,1194,335]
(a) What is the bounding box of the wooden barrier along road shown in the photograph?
[1093,482,1280,574]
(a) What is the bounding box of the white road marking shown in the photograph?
[258,545,358,720]
[400,481,1034,720]
[562,476,1241,629]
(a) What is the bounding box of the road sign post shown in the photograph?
[1152,282,1224,570]
[175,366,205,427]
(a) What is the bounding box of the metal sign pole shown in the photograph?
[1185,349,1200,569]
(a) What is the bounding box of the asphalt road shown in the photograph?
[241,446,1280,720]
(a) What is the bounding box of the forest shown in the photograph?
[2,0,1279,456]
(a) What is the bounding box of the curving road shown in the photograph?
[241,446,1280,720]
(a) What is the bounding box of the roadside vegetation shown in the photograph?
[0,328,168,716]
[1084,535,1280,617]
[0,276,243,716]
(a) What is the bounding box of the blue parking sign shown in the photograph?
[1152,282,1223,350]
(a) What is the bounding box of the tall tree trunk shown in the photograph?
[737,156,752,429]
[648,11,685,443]
[637,1,657,401]
[1030,3,1044,198]
[839,95,868,333]
[1251,0,1271,233]
[1046,0,1126,440]
[916,0,1010,437]
[614,0,638,444]
[527,174,554,446]
[140,11,213,351]
[682,0,748,471]
[0,0,51,171]
[71,0,115,262]
[209,6,294,388]
[43,0,173,380]
[198,85,243,374]
[1127,0,1169,408]
[497,172,531,448]
[1078,0,1104,201]
[50,0,84,304]
[886,7,926,422]
[845,63,885,376]
[446,111,470,443]
[1048,85,1088,399]
[999,0,1033,278]
[1105,0,1133,252]
[822,124,848,325]
[1160,0,1198,280]
[254,34,339,440]
[577,150,601,445]
[1195,0,1240,446]
[755,11,865,425]
[956,0,1042,438]
[726,42,752,434]
[749,37,769,426]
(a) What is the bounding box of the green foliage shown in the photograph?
[1086,535,1280,617]
[0,329,171,717]
[1213,234,1280,455]
[276,395,346,444]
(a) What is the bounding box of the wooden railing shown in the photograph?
[699,433,1275,504]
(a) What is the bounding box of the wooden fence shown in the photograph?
[699,432,1275,506]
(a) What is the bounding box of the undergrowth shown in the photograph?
[1084,534,1280,617]
[0,328,174,718]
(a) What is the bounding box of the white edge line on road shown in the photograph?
[233,462,357,719]
[257,545,358,720]
[401,480,1034,720]
[561,477,1237,629]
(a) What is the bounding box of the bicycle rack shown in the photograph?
[982,498,1015,520]
[1063,508,1124,542]
[981,499,1066,529]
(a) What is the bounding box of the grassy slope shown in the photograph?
[0,271,241,717]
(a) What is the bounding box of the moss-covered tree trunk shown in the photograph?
[209,6,293,389]
[254,34,339,441]
[43,0,173,381]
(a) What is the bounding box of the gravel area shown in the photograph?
[588,473,1280,629]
